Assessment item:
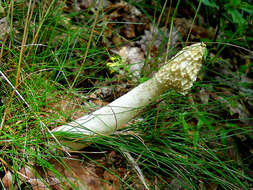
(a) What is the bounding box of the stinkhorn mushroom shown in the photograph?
[52,43,206,150]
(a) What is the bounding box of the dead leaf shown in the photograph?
[102,171,120,190]
[137,25,179,57]
[211,93,251,125]
[2,171,15,189]
[116,46,145,79]
[0,17,10,40]
[0,2,4,13]
[123,23,136,38]
[64,0,111,12]
[174,18,215,40]
[199,87,210,104]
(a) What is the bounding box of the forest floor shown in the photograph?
[0,0,252,189]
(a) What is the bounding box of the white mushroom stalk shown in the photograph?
[52,43,206,149]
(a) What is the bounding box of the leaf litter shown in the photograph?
[1,0,253,189]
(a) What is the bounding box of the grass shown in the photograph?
[0,0,253,189]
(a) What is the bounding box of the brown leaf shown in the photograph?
[174,18,214,40]
[123,24,136,38]
[102,170,120,190]
[116,46,145,79]
[2,171,15,189]
[0,17,10,40]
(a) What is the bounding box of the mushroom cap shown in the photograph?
[154,42,206,95]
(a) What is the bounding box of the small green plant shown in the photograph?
[202,0,252,41]
[106,56,128,74]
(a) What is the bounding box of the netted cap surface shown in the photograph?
[155,43,206,95]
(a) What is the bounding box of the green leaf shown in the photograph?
[227,9,246,24]
[240,2,253,14]
[230,0,241,6]
[203,47,208,61]
[193,130,199,150]
[0,2,4,13]
[138,77,149,83]
[201,0,219,9]
[220,128,227,145]
[179,113,190,137]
